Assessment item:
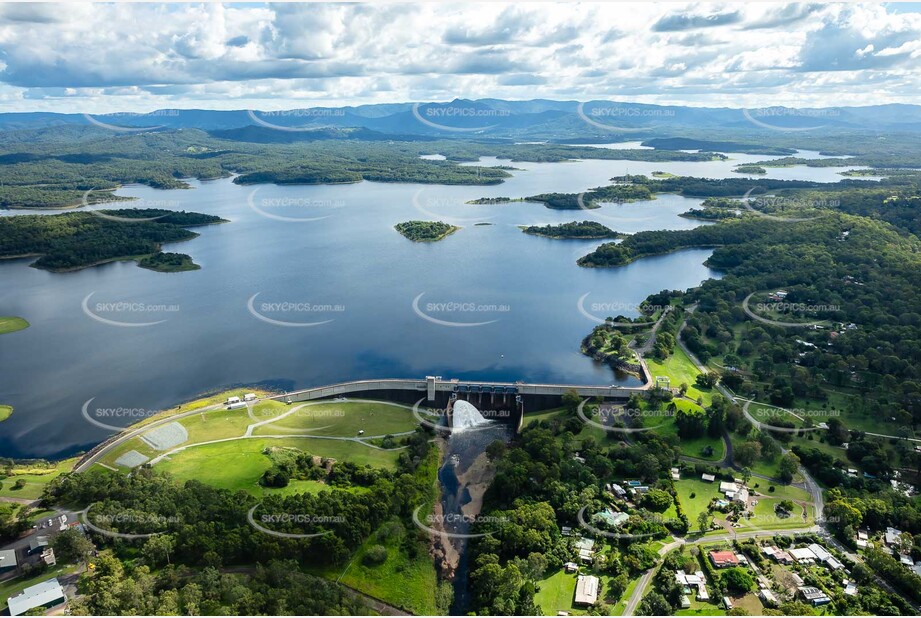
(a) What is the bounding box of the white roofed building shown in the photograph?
[7,578,66,617]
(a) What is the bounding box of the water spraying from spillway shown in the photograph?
[451,399,491,431]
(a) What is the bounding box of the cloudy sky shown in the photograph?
[0,2,920,112]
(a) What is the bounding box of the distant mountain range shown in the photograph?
[3,99,921,139]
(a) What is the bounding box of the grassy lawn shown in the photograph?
[535,569,581,615]
[646,346,714,406]
[730,592,765,616]
[0,405,11,423]
[0,316,29,336]
[674,478,724,525]
[253,401,418,438]
[156,437,400,496]
[652,406,725,462]
[0,458,78,500]
[329,519,438,615]
[0,565,78,612]
[675,597,727,616]
[524,407,567,427]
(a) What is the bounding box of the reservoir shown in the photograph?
[0,149,870,458]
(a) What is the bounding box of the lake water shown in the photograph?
[0,148,874,458]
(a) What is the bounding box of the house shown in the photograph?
[561,526,572,537]
[798,586,831,607]
[913,562,921,578]
[40,548,56,567]
[0,549,17,572]
[676,570,708,600]
[857,530,869,541]
[243,393,257,402]
[679,595,691,609]
[900,554,914,566]
[28,536,49,555]
[886,527,903,547]
[843,581,858,596]
[719,481,739,494]
[595,509,629,528]
[808,543,831,562]
[610,483,627,498]
[670,468,681,481]
[574,537,595,564]
[790,547,817,564]
[701,473,716,483]
[733,488,750,504]
[7,578,66,617]
[775,550,794,564]
[709,550,739,568]
[791,573,805,587]
[574,575,599,606]
[826,557,845,571]
[759,589,779,606]
[564,562,578,573]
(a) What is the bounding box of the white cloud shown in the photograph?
[0,2,918,112]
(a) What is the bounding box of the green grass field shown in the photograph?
[156,437,400,496]
[0,405,11,423]
[674,478,724,525]
[253,400,417,437]
[535,569,581,615]
[312,517,438,615]
[0,316,29,336]
[646,346,714,406]
[0,457,78,500]
[651,403,725,462]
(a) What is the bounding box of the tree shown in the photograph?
[562,389,582,415]
[142,534,175,567]
[642,489,673,512]
[51,528,94,564]
[638,592,671,616]
[734,441,762,467]
[697,511,711,533]
[721,567,754,593]
[778,452,800,484]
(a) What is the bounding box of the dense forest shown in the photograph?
[39,430,436,614]
[0,209,224,271]
[394,220,459,242]
[521,221,620,239]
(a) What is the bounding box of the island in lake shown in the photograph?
[0,208,226,272]
[394,220,460,242]
[0,316,29,335]
[733,165,768,174]
[138,252,201,272]
[521,220,621,239]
